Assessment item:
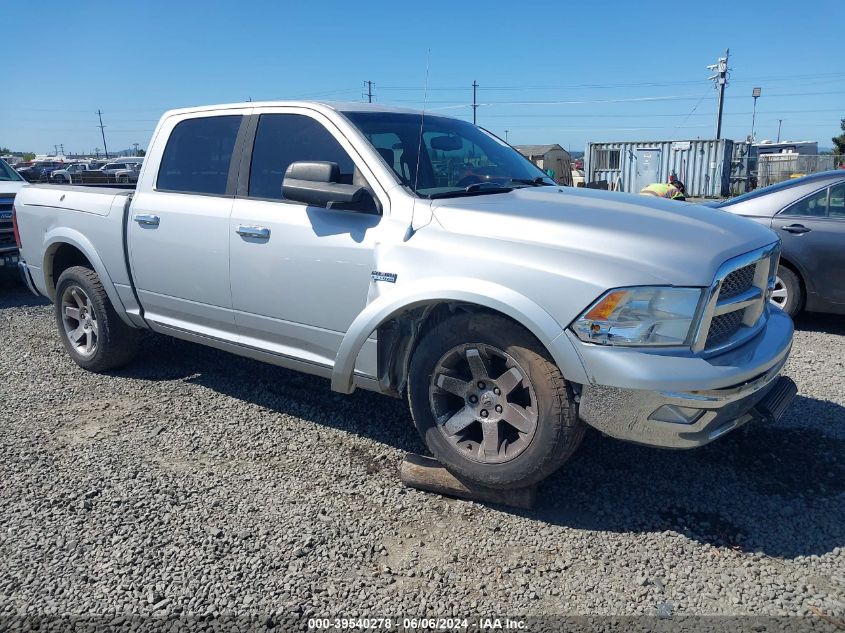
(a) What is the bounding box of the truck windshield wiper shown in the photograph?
[509,177,556,187]
[427,184,514,199]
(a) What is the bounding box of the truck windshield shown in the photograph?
[0,159,24,181]
[342,111,554,198]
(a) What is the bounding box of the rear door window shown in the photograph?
[157,115,242,195]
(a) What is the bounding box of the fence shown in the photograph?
[757,154,845,188]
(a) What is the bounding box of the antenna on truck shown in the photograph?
[404,48,431,242]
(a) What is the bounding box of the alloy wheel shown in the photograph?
[61,285,98,357]
[428,344,538,465]
[770,276,788,309]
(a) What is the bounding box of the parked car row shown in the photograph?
[51,159,143,184]
[12,157,144,184]
[16,160,67,182]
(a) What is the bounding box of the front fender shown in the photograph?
[331,277,589,393]
[42,228,134,327]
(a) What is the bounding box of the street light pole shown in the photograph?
[777,119,783,143]
[751,87,761,142]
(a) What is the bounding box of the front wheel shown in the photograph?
[54,266,141,372]
[408,312,584,489]
[770,265,803,317]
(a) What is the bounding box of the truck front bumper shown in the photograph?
[575,308,795,448]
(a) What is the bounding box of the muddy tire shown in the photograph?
[54,266,140,372]
[408,312,584,489]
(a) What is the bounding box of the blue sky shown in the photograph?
[3,0,843,155]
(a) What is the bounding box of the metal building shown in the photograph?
[515,144,572,186]
[584,139,735,198]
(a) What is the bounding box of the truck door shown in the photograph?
[635,148,661,192]
[228,110,385,371]
[128,113,247,341]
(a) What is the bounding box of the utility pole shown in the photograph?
[132,143,140,156]
[707,49,729,140]
[472,80,479,125]
[504,130,509,143]
[59,143,64,156]
[54,145,58,156]
[777,119,783,143]
[363,80,374,103]
[750,87,761,143]
[97,110,110,159]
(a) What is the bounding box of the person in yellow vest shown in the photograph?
[640,179,686,201]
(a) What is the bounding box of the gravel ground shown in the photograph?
[1,269,844,631]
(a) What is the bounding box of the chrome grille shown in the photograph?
[694,243,780,354]
[705,311,743,347]
[720,263,756,298]
[0,194,14,251]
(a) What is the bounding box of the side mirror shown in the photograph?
[282,161,364,208]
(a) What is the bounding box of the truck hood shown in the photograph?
[430,186,778,286]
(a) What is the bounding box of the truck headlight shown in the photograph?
[572,287,704,347]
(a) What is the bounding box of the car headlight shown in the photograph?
[572,286,704,347]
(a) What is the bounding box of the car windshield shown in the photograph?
[343,111,554,198]
[0,159,24,181]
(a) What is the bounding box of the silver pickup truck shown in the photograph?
[14,101,796,489]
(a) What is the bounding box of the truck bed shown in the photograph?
[20,184,134,216]
[14,184,137,313]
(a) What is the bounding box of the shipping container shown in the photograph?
[584,139,735,198]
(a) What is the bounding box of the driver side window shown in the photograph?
[248,114,377,213]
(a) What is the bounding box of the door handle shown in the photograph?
[780,224,810,235]
[133,214,160,227]
[236,225,271,239]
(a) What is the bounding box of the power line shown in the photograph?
[479,108,842,119]
[378,71,845,92]
[404,89,845,109]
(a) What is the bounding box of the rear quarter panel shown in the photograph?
[15,185,136,323]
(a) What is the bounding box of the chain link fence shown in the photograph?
[757,154,845,188]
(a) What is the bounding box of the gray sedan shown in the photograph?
[718,171,845,316]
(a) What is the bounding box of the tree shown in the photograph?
[833,119,845,155]
[138,149,146,157]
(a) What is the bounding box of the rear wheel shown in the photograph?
[770,265,802,317]
[55,266,141,372]
[408,312,584,489]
